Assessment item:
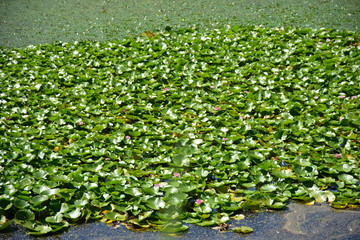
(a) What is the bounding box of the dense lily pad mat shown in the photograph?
[0,25,359,235]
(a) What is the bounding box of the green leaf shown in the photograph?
[161,221,189,233]
[124,188,143,197]
[173,154,190,167]
[30,195,49,206]
[260,184,277,192]
[105,212,127,221]
[271,169,294,178]
[146,197,166,210]
[28,224,52,235]
[232,214,245,220]
[232,226,254,233]
[15,210,35,221]
[65,208,82,219]
[338,174,358,184]
[45,213,63,223]
[13,198,30,209]
[196,220,216,227]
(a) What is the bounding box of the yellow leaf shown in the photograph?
[54,146,60,152]
[141,31,155,37]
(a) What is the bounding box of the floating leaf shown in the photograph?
[66,208,82,219]
[161,222,189,233]
[232,214,245,221]
[146,197,166,210]
[105,212,127,221]
[15,210,35,221]
[232,226,254,233]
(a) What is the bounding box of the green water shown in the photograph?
[1,0,359,48]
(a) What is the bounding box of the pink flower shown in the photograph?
[214,107,220,110]
[164,88,169,91]
[299,152,303,156]
[273,157,278,160]
[154,184,161,187]
[339,95,346,99]
[122,109,127,112]
[339,117,344,121]
[222,138,228,141]
[334,154,341,158]
[244,91,249,93]
[351,96,356,99]
[210,86,215,89]
[314,96,319,100]
[77,121,84,126]
[326,38,331,42]
[105,157,111,160]
[195,199,203,204]
[318,42,323,45]
[173,172,180,178]
[125,136,131,140]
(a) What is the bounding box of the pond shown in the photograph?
[1,201,359,240]
[0,0,359,48]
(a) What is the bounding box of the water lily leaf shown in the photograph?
[146,197,166,210]
[28,224,52,235]
[45,213,63,223]
[232,214,245,220]
[260,184,277,192]
[105,212,127,221]
[65,208,82,219]
[308,187,336,203]
[30,195,49,206]
[179,184,199,193]
[215,213,230,223]
[268,202,287,209]
[138,211,154,221]
[15,210,35,221]
[91,200,110,208]
[232,226,254,233]
[173,154,190,167]
[194,168,210,178]
[165,193,188,205]
[161,221,189,233]
[124,188,143,197]
[271,169,294,178]
[41,188,60,196]
[13,198,30,209]
[338,174,357,184]
[194,203,212,213]
[59,203,69,213]
[196,220,216,227]
[183,218,201,224]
